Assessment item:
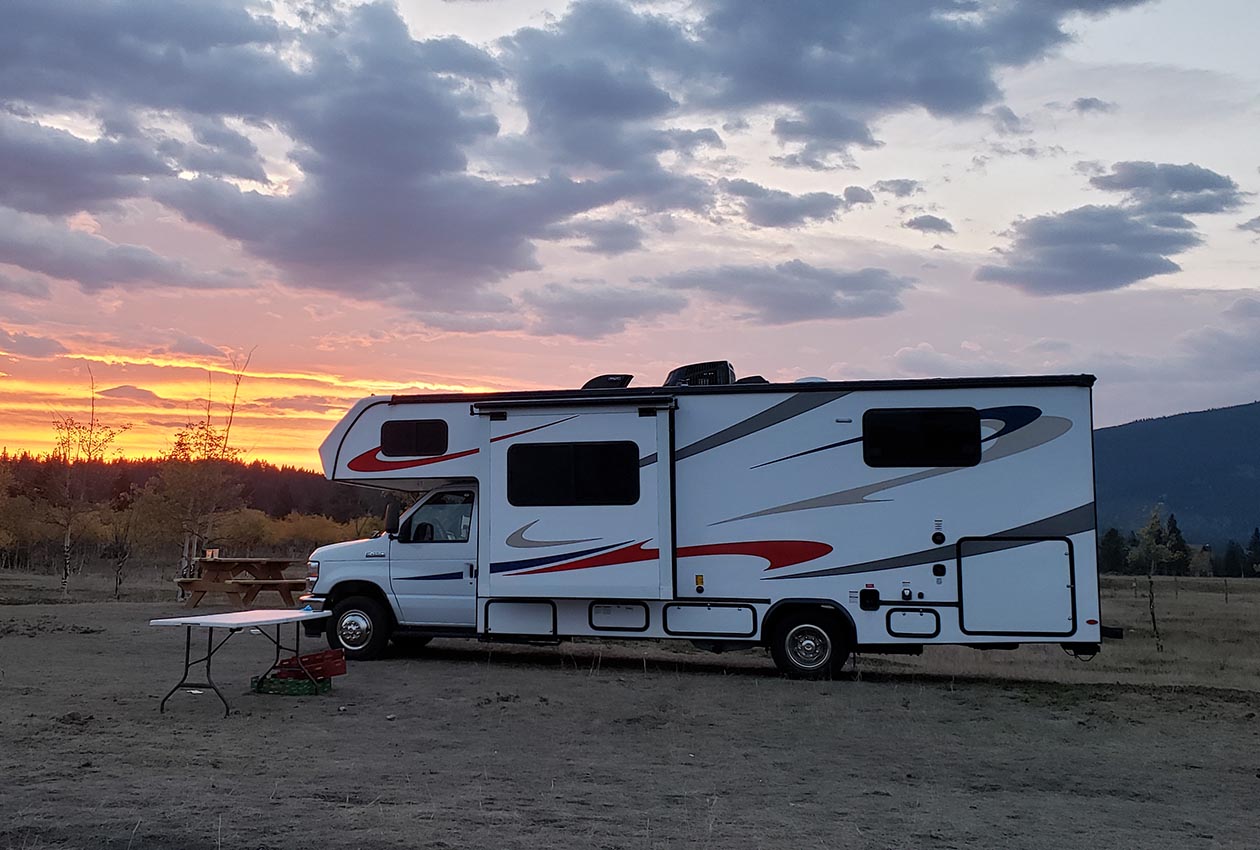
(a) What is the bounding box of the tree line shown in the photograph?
[0,439,389,596]
[1098,509,1260,578]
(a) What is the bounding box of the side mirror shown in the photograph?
[384,502,400,536]
[416,522,435,543]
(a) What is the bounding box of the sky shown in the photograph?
[1,0,1257,470]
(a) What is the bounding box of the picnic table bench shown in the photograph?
[177,557,308,608]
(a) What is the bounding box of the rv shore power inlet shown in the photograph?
[695,574,704,594]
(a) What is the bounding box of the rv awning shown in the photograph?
[471,395,677,415]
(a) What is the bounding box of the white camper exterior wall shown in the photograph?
[315,376,1100,651]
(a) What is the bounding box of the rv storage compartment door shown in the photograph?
[484,405,672,600]
[958,537,1075,637]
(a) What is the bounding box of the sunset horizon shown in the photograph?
[2,0,1257,473]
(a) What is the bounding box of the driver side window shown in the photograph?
[399,491,475,544]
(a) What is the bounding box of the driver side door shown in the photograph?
[388,490,477,627]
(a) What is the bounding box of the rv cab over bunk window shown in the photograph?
[862,407,982,468]
[507,441,640,506]
[380,419,449,457]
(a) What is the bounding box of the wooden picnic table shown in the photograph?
[175,557,308,608]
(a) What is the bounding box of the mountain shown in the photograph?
[1094,400,1260,542]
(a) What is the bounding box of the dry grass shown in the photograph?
[4,570,1258,691]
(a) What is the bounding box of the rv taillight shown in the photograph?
[865,583,875,588]
[1086,619,1098,625]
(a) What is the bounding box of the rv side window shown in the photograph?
[380,419,448,457]
[507,441,640,506]
[863,407,981,468]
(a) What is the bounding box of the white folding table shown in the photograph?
[150,610,332,716]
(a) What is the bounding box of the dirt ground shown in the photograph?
[2,576,1259,849]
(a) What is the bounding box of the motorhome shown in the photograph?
[301,362,1101,678]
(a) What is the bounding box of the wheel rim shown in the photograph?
[338,610,373,650]
[785,623,832,670]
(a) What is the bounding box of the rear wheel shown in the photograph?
[328,595,392,660]
[769,611,849,679]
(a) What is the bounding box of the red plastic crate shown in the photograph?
[273,648,346,679]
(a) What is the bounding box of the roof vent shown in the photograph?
[663,361,736,387]
[582,374,633,390]
[794,376,828,383]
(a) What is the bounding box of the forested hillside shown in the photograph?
[1095,400,1260,542]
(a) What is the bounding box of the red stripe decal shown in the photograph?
[347,446,477,472]
[346,416,577,473]
[514,539,832,575]
[680,540,833,570]
[517,541,657,575]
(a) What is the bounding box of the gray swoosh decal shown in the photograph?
[716,415,1073,524]
[505,519,600,549]
[640,391,849,467]
[766,503,1095,580]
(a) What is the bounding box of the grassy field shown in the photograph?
[3,570,1257,691]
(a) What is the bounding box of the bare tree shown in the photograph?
[1128,509,1172,653]
[158,352,253,595]
[49,368,129,596]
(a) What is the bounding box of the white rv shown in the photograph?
[302,362,1102,678]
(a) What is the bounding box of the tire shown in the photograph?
[391,634,433,654]
[768,610,849,679]
[328,595,392,660]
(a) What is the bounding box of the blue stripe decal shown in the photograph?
[397,572,464,581]
[490,541,628,574]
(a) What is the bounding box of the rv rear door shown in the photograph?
[481,403,674,600]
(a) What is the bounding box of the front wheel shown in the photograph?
[769,612,849,679]
[328,595,392,660]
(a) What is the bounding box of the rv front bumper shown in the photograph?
[299,594,328,637]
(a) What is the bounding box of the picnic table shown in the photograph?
[175,557,308,608]
[150,609,332,716]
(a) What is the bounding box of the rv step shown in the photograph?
[1100,625,1124,640]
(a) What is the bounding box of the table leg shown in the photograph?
[278,587,296,606]
[240,585,260,606]
[251,623,320,690]
[185,591,206,608]
[158,626,235,717]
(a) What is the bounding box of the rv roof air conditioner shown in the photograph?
[663,361,736,387]
[582,374,634,390]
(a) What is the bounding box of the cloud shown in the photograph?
[1089,161,1247,214]
[1072,96,1117,114]
[1236,215,1260,233]
[903,214,955,234]
[1225,297,1260,320]
[979,162,1245,295]
[771,105,882,169]
[989,105,1027,135]
[719,178,846,227]
[976,205,1199,294]
[843,185,874,205]
[521,282,686,338]
[893,342,1014,377]
[872,179,922,198]
[0,269,50,298]
[255,395,343,414]
[166,334,226,358]
[545,219,646,255]
[0,327,67,358]
[98,385,171,406]
[0,207,238,291]
[0,113,169,215]
[660,260,913,324]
